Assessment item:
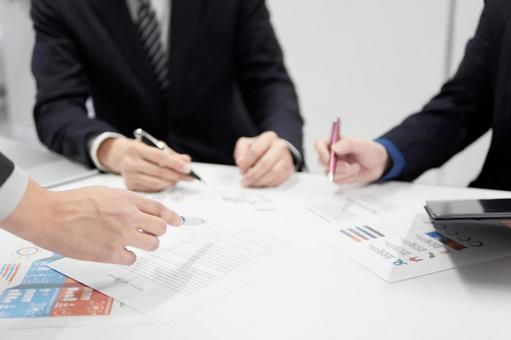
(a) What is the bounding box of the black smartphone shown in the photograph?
[425,198,511,220]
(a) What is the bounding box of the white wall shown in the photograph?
[267,0,450,177]
[0,0,34,129]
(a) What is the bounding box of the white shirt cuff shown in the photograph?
[281,139,303,171]
[88,132,126,172]
[0,166,29,221]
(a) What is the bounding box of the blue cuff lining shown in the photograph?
[375,138,406,181]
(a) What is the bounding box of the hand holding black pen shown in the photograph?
[94,130,201,192]
[134,129,203,182]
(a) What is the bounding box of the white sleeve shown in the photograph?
[0,166,29,221]
[88,132,126,172]
[281,139,304,171]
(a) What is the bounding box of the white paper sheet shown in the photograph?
[307,183,419,222]
[50,214,317,324]
[328,211,511,282]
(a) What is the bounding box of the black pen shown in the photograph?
[133,128,203,182]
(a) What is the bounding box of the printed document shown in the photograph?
[50,215,316,324]
[329,211,511,282]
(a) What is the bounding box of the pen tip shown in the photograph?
[328,173,335,183]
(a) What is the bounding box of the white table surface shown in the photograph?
[2,163,511,340]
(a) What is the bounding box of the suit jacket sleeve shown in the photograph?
[235,0,304,154]
[0,152,15,188]
[31,0,118,166]
[0,152,29,221]
[380,2,495,181]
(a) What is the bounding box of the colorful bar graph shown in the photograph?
[0,263,21,283]
[426,231,467,251]
[340,225,385,243]
[340,229,361,242]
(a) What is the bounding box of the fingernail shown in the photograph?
[181,164,191,173]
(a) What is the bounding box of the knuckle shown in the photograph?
[127,254,137,265]
[265,131,277,139]
[157,219,168,235]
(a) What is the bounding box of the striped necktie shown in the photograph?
[136,0,170,95]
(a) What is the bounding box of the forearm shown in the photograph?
[0,179,54,246]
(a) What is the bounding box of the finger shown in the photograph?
[133,213,168,236]
[127,232,160,252]
[333,164,362,184]
[112,249,137,265]
[130,159,193,183]
[315,139,331,165]
[237,132,277,174]
[242,141,285,186]
[331,137,362,158]
[252,158,292,188]
[334,172,360,185]
[125,173,175,192]
[139,144,191,175]
[162,148,191,163]
[331,160,354,179]
[234,137,252,165]
[178,154,192,162]
[131,195,182,226]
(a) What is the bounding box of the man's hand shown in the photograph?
[315,137,389,185]
[234,131,295,188]
[1,180,182,265]
[97,138,194,192]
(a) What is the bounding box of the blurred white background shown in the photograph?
[0,0,486,186]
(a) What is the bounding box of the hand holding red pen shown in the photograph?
[315,136,389,185]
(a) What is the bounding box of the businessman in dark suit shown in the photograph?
[31,0,304,192]
[316,0,511,191]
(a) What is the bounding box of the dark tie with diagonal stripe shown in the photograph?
[136,0,170,95]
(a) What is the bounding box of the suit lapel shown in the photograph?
[90,0,162,102]
[169,0,207,110]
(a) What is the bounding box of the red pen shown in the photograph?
[328,117,341,182]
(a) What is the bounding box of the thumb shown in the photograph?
[177,154,192,162]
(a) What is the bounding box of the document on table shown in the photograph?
[50,215,317,324]
[0,230,150,329]
[329,211,511,282]
[307,182,420,222]
[150,184,276,213]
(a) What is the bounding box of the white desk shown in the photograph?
[2,163,511,340]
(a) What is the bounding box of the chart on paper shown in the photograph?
[0,231,150,329]
[329,212,511,282]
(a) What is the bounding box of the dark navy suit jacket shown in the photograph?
[31,0,304,167]
[381,0,511,190]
